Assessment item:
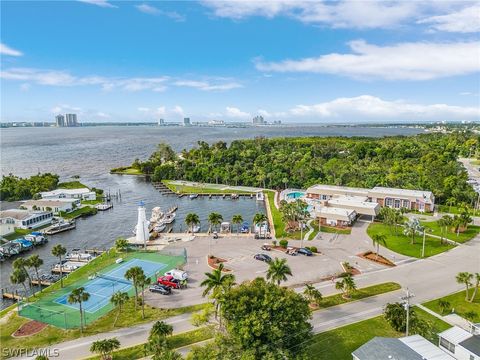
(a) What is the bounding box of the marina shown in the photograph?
[44,219,76,235]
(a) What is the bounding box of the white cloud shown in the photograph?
[255,40,480,80]
[174,80,242,91]
[50,104,82,114]
[135,3,185,21]
[201,0,420,29]
[19,83,31,91]
[418,4,480,33]
[96,112,111,119]
[137,107,151,112]
[137,106,182,119]
[78,0,117,8]
[1,67,242,93]
[0,43,23,56]
[225,106,250,119]
[287,95,480,122]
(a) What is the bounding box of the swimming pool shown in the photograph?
[286,191,305,199]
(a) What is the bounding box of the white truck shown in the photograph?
[164,269,188,281]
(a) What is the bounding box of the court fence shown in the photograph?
[17,249,187,329]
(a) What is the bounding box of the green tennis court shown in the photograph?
[18,250,185,329]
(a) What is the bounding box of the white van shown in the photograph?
[165,269,188,281]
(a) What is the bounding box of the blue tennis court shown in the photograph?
[55,258,166,313]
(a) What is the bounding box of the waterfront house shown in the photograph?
[314,207,357,227]
[0,209,53,230]
[306,184,435,213]
[352,335,455,360]
[0,217,15,236]
[40,188,96,201]
[22,198,80,214]
[438,326,480,360]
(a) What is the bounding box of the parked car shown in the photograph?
[261,244,271,251]
[286,247,298,256]
[254,253,272,263]
[297,248,313,256]
[157,275,182,289]
[149,284,172,295]
[164,269,188,281]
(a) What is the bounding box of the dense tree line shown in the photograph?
[0,173,59,201]
[134,132,478,204]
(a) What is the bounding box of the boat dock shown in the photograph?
[31,279,54,287]
[44,220,76,235]
[96,203,113,211]
[152,182,176,195]
[1,289,23,301]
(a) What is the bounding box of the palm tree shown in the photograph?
[469,273,480,303]
[90,338,120,360]
[303,284,322,306]
[185,213,200,233]
[10,268,28,298]
[139,274,151,319]
[208,212,223,232]
[232,214,243,234]
[438,299,451,315]
[266,258,292,286]
[456,272,473,301]
[68,287,90,333]
[115,237,129,252]
[150,320,173,339]
[446,197,456,213]
[110,291,129,327]
[335,274,357,299]
[459,210,473,231]
[371,234,387,260]
[51,244,67,288]
[200,263,235,320]
[146,321,175,360]
[13,258,33,291]
[403,218,423,245]
[125,266,144,311]
[253,213,268,237]
[27,255,43,294]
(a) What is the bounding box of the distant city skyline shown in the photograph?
[1,1,479,123]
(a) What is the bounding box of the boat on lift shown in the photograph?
[162,212,176,224]
[150,207,165,223]
[192,225,201,233]
[256,191,265,201]
[154,223,167,233]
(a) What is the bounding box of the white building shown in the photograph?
[314,207,356,227]
[0,209,53,230]
[22,199,80,214]
[438,326,480,360]
[40,188,96,201]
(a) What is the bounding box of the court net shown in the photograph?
[96,273,131,286]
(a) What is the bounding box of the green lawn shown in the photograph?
[85,327,214,360]
[306,307,451,360]
[162,180,253,194]
[110,167,144,175]
[367,222,455,258]
[57,181,88,189]
[470,159,480,166]
[2,224,51,241]
[437,205,471,215]
[60,206,97,219]
[317,282,401,309]
[319,225,352,235]
[423,288,480,322]
[81,196,103,205]
[421,221,480,243]
[265,190,287,238]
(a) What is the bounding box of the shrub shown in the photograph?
[279,239,288,248]
[272,240,277,247]
[310,246,318,253]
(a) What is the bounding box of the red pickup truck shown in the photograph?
[157,275,182,289]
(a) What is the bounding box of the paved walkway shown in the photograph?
[303,219,314,241]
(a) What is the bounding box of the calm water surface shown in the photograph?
[0,125,422,307]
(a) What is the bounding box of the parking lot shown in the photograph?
[144,221,409,309]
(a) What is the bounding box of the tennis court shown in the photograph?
[18,249,186,329]
[54,258,166,313]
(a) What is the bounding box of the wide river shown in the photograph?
[0,125,422,308]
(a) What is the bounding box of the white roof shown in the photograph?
[400,335,455,360]
[370,187,434,201]
[23,199,75,207]
[40,188,91,196]
[328,196,380,208]
[439,326,472,345]
[316,207,356,221]
[307,184,369,195]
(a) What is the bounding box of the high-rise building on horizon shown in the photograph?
[65,113,78,127]
[158,118,165,126]
[252,115,265,125]
[183,117,191,126]
[55,114,65,127]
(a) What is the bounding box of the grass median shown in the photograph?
[423,288,480,322]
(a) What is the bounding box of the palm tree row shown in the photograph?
[9,254,44,297]
[456,271,480,302]
[184,212,268,234]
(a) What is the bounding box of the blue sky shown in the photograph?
[1,0,479,123]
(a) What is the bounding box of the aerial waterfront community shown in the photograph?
[2,0,480,359]
[0,129,479,360]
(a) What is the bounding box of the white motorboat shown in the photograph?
[163,212,176,224]
[96,203,113,211]
[154,223,166,233]
[150,207,165,223]
[256,192,265,201]
[192,225,201,233]
[189,194,198,199]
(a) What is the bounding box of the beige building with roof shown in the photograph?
[22,198,80,214]
[0,209,53,231]
[314,207,357,227]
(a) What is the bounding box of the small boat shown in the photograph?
[24,232,48,245]
[154,223,166,233]
[192,225,201,233]
[45,219,76,235]
[189,194,198,199]
[66,249,94,262]
[231,193,239,199]
[256,192,265,201]
[220,222,231,233]
[163,213,176,224]
[150,207,165,223]
[240,221,250,233]
[96,203,113,211]
[12,238,34,252]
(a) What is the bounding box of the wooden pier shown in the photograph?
[1,289,23,301]
[31,279,54,287]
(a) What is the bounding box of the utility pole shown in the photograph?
[400,288,415,336]
[422,230,426,258]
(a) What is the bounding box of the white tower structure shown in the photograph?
[136,201,149,248]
